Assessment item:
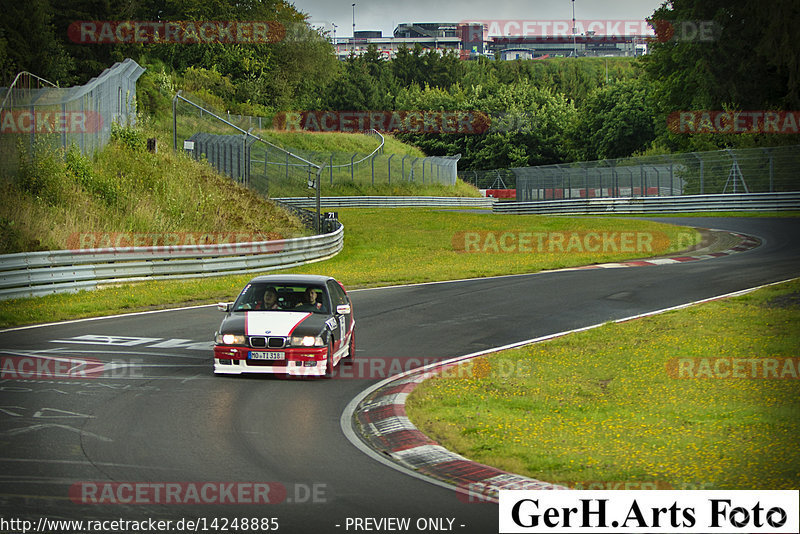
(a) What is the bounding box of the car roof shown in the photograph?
[246,274,336,286]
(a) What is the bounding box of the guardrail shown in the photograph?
[0,224,343,301]
[493,192,800,215]
[275,196,496,209]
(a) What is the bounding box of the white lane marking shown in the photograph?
[0,457,181,469]
[0,424,113,442]
[32,408,93,419]
[2,347,208,360]
[340,277,800,494]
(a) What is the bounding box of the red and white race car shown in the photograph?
[213,275,355,377]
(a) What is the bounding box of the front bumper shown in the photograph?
[213,345,329,376]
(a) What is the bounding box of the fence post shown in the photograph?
[285,152,289,181]
[640,164,645,197]
[351,153,355,181]
[388,154,394,184]
[330,153,334,185]
[584,164,589,198]
[371,153,377,186]
[762,148,774,192]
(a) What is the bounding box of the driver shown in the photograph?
[297,287,322,310]
[256,287,280,310]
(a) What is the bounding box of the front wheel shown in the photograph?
[323,341,335,378]
[345,329,355,361]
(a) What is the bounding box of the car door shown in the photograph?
[326,280,352,351]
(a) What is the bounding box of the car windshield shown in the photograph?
[232,283,329,313]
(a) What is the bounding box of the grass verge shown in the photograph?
[405,278,800,490]
[0,209,698,328]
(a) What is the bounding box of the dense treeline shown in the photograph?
[1,0,797,170]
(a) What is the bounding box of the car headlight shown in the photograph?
[290,335,324,347]
[216,333,246,345]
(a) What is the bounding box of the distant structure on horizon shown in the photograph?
[329,21,650,60]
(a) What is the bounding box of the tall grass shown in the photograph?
[0,125,308,253]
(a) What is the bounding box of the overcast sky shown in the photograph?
[288,0,667,37]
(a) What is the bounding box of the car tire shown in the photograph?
[324,341,335,379]
[345,329,355,361]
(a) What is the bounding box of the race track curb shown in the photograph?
[546,230,760,272]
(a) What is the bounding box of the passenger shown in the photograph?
[256,287,280,310]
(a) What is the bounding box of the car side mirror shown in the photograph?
[336,304,351,315]
[217,302,232,312]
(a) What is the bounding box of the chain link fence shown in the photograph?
[0,59,144,179]
[458,168,517,190]
[172,92,460,199]
[513,145,800,201]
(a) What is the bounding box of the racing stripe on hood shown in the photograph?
[245,312,312,336]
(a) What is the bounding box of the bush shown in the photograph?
[110,121,146,151]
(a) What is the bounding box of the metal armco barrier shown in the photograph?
[275,196,496,209]
[0,225,343,301]
[493,192,800,215]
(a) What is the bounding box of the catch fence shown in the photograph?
[0,59,144,178]
[172,92,460,200]
[514,146,800,201]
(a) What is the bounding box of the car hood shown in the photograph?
[219,311,328,337]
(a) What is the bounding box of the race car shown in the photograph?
[213,274,355,377]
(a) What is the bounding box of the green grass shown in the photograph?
[258,130,423,157]
[406,278,800,490]
[0,209,699,328]
[0,126,308,253]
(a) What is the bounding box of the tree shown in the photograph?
[2,0,74,83]
[571,79,656,160]
[641,0,800,150]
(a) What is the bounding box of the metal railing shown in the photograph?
[172,92,461,200]
[275,196,496,209]
[0,223,343,301]
[493,192,800,215]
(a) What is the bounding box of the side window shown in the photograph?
[327,281,347,307]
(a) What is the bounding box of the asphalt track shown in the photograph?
[0,216,798,533]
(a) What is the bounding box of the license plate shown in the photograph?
[248,351,284,360]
